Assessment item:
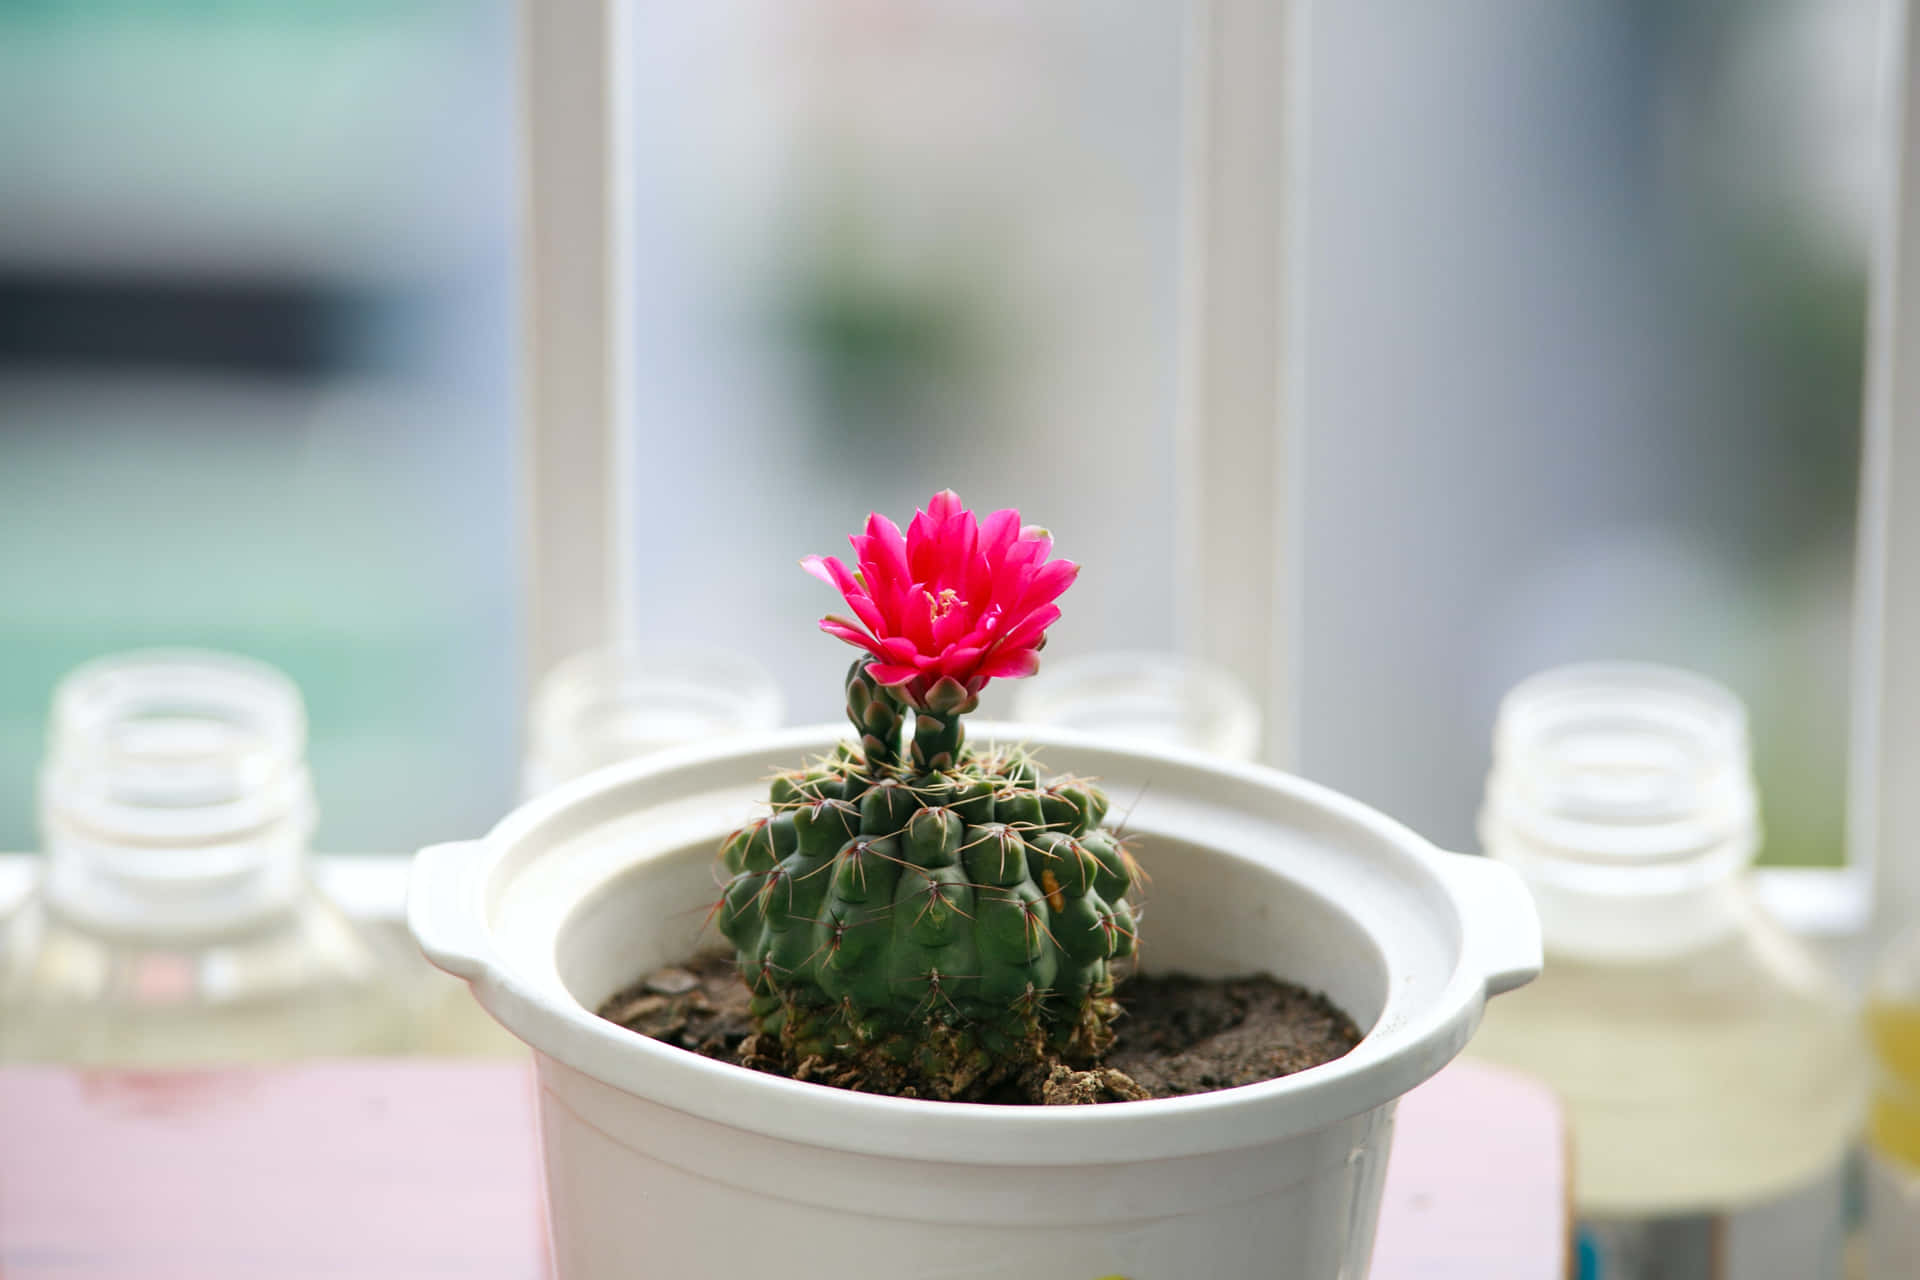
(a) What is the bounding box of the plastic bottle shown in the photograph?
[521,647,784,797]
[1010,650,1262,761]
[398,645,790,1058]
[0,650,404,1064]
[1467,663,1865,1280]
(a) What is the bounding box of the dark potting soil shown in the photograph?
[594,953,1362,1105]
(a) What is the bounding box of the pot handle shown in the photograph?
[1436,852,1542,997]
[408,840,496,983]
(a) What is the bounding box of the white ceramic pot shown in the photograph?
[410,725,1540,1280]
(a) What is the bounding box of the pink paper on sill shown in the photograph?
[0,1062,550,1280]
[1372,1058,1569,1279]
[0,1057,1564,1279]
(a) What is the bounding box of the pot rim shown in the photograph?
[411,723,1539,1166]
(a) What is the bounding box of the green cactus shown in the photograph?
[715,660,1141,1099]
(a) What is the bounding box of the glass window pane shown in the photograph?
[617,1,1189,723]
[1297,1,1877,867]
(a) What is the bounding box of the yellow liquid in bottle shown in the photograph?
[1865,946,1920,1280]
[1867,1000,1920,1174]
[1471,902,1864,1217]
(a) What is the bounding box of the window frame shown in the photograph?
[518,0,629,693]
[1173,0,1304,768]
[1831,0,1920,944]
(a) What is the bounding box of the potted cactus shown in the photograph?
[410,492,1541,1280]
[714,492,1141,1100]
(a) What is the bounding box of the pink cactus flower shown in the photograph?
[802,490,1079,710]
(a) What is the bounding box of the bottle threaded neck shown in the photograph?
[1481,663,1759,959]
[38,650,315,932]
[522,647,783,797]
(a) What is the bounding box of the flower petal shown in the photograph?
[997,603,1060,652]
[802,554,864,601]
[963,550,995,610]
[877,636,921,666]
[866,662,921,687]
[847,549,902,623]
[939,506,977,588]
[906,507,941,583]
[857,514,912,612]
[929,612,964,650]
[941,644,987,674]
[1011,559,1079,612]
[865,512,910,577]
[800,554,836,586]
[980,508,1021,562]
[846,593,887,636]
[979,648,1041,679]
[820,617,888,659]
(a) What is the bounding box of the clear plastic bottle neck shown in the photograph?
[522,648,784,798]
[37,651,316,935]
[1480,663,1759,962]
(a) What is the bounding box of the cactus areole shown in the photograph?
[714,491,1141,1099]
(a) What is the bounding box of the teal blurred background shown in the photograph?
[0,1,1881,870]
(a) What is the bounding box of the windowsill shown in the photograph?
[1752,864,1874,938]
[0,851,416,923]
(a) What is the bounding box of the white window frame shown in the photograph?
[1828,0,1920,945]
[1173,0,1304,768]
[518,0,637,691]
